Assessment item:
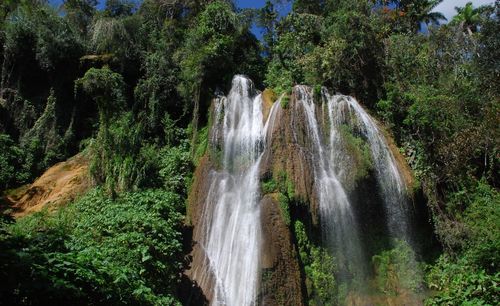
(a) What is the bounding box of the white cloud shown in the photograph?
[433,0,495,22]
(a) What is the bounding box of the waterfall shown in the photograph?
[198,75,273,306]
[294,86,367,281]
[293,86,415,284]
[325,94,413,244]
[191,76,418,304]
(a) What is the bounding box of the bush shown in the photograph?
[295,220,337,305]
[425,180,500,305]
[0,189,185,305]
[0,133,25,189]
[425,255,499,306]
[280,94,290,109]
[372,240,423,294]
[158,143,191,195]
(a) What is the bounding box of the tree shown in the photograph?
[292,0,323,15]
[62,0,97,35]
[104,0,135,17]
[452,2,481,35]
[398,0,446,32]
[0,133,24,189]
[258,0,278,57]
[177,0,263,151]
[76,66,125,125]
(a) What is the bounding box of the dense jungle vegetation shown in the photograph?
[0,0,498,305]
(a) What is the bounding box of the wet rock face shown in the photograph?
[260,93,319,225]
[185,155,217,303]
[259,194,304,305]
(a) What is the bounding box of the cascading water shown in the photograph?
[294,86,367,281]
[293,86,416,288]
[190,76,421,305]
[325,94,413,244]
[197,76,275,306]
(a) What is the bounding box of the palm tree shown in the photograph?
[452,2,481,35]
[399,0,447,32]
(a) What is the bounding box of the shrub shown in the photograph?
[280,94,290,109]
[0,189,185,305]
[0,133,25,189]
[371,240,423,294]
[261,177,278,194]
[295,220,337,304]
[425,255,499,306]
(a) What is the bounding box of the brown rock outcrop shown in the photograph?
[2,153,90,218]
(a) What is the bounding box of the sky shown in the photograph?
[433,0,495,22]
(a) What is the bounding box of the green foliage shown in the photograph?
[312,84,322,102]
[261,176,278,194]
[76,68,143,193]
[295,220,338,305]
[76,66,126,124]
[423,180,500,304]
[256,0,278,55]
[462,181,500,270]
[277,193,290,226]
[134,49,181,132]
[21,89,69,176]
[338,124,373,182]
[0,133,25,189]
[193,125,209,166]
[293,0,324,15]
[158,143,192,195]
[0,188,185,305]
[0,1,498,304]
[372,240,423,294]
[177,0,262,101]
[451,2,481,33]
[3,4,84,72]
[425,255,499,306]
[276,170,296,201]
[62,0,98,35]
[265,12,322,92]
[87,112,143,193]
[261,170,296,200]
[476,3,500,96]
